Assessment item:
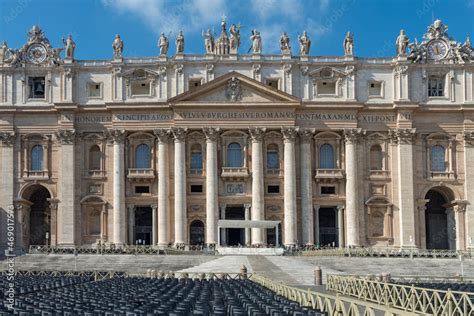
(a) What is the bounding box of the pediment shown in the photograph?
[169,71,299,104]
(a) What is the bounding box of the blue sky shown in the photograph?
[1,0,473,59]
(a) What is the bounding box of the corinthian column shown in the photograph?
[454,202,468,250]
[343,128,363,247]
[203,127,220,246]
[249,127,266,245]
[56,129,77,247]
[108,129,126,246]
[463,132,474,250]
[390,128,417,248]
[154,129,170,247]
[282,127,298,245]
[172,128,187,245]
[0,132,15,251]
[299,129,314,245]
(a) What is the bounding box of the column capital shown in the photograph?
[219,204,227,211]
[454,200,468,213]
[463,131,474,146]
[171,127,188,142]
[313,204,320,211]
[150,204,158,210]
[343,128,365,144]
[154,128,171,143]
[249,127,266,142]
[388,128,416,144]
[298,128,314,143]
[55,129,76,145]
[244,203,251,211]
[281,127,299,142]
[0,131,16,146]
[336,205,345,212]
[105,129,126,144]
[203,127,220,142]
[416,199,429,212]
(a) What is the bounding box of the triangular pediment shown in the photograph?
[169,71,299,104]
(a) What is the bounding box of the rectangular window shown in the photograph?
[189,79,202,92]
[317,81,336,95]
[266,151,279,169]
[190,184,203,193]
[131,81,151,96]
[428,77,444,97]
[368,81,382,97]
[135,186,150,194]
[28,77,45,99]
[88,83,102,98]
[321,186,336,195]
[267,185,280,194]
[190,152,203,170]
[266,78,279,89]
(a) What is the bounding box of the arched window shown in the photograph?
[227,142,242,167]
[135,144,151,169]
[190,144,203,171]
[89,145,101,170]
[31,145,44,171]
[319,144,335,169]
[431,145,445,172]
[266,144,279,170]
[370,145,383,171]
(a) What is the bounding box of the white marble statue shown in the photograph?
[229,24,240,51]
[175,31,184,54]
[112,34,123,59]
[280,32,291,55]
[202,29,215,54]
[158,32,169,55]
[250,29,262,54]
[62,34,76,60]
[298,31,311,56]
[343,31,353,56]
[395,29,409,57]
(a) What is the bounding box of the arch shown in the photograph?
[314,131,342,139]
[425,188,454,250]
[88,145,101,170]
[431,145,446,171]
[26,185,51,246]
[370,144,383,170]
[80,195,107,205]
[227,142,242,167]
[419,184,459,203]
[135,143,151,168]
[319,143,335,169]
[266,143,279,169]
[19,183,54,201]
[31,144,44,170]
[189,220,205,245]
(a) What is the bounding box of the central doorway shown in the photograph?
[318,207,338,247]
[134,206,152,245]
[425,189,454,250]
[225,205,245,246]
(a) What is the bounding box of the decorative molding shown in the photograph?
[463,131,474,146]
[249,127,266,142]
[104,129,126,144]
[153,128,171,143]
[281,127,298,142]
[225,77,242,102]
[388,128,416,144]
[55,129,76,145]
[203,127,220,142]
[171,127,188,142]
[343,128,365,144]
[298,128,314,142]
[0,131,16,146]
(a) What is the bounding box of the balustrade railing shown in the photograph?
[127,168,155,178]
[314,168,345,179]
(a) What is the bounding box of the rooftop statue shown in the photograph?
[250,29,262,54]
[395,29,409,57]
[158,32,169,56]
[63,34,76,60]
[202,28,215,54]
[280,32,291,55]
[112,34,123,59]
[298,31,311,56]
[176,31,184,54]
[229,23,241,53]
[343,31,354,56]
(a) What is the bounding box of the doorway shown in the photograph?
[425,190,454,250]
[225,205,245,246]
[28,185,51,246]
[318,207,338,247]
[134,206,152,245]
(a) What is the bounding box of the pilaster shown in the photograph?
[203,127,220,246]
[249,127,266,245]
[172,127,188,245]
[154,128,171,247]
[299,128,314,245]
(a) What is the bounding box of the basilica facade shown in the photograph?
[1,20,474,252]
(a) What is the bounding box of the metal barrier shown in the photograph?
[326,274,474,315]
[28,245,216,255]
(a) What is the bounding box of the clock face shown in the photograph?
[427,40,448,61]
[26,43,47,64]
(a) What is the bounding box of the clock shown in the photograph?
[427,40,448,61]
[26,43,47,64]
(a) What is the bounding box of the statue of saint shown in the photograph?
[158,32,169,55]
[395,29,409,57]
[298,31,311,56]
[175,31,184,54]
[229,24,240,51]
[62,34,76,59]
[343,31,354,56]
[280,32,291,54]
[250,29,262,54]
[112,34,123,59]
[202,29,215,54]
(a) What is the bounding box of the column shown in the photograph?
[203,127,220,246]
[299,129,314,245]
[282,127,298,245]
[390,128,417,248]
[48,199,59,246]
[454,203,467,250]
[172,128,187,245]
[100,204,107,242]
[154,129,170,247]
[337,205,345,248]
[249,127,265,245]
[244,204,251,246]
[463,132,474,250]
[128,206,134,245]
[220,204,227,246]
[151,205,158,246]
[109,129,126,246]
[56,129,76,247]
[416,200,429,249]
[447,208,456,250]
[314,205,320,246]
[0,132,15,251]
[343,128,363,247]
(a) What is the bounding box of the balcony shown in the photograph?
[189,168,203,176]
[265,168,283,177]
[87,170,107,179]
[127,168,155,181]
[369,170,390,179]
[428,171,456,180]
[221,167,249,179]
[315,169,345,181]
[23,170,49,180]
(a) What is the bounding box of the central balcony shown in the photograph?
[314,168,345,181]
[221,167,249,180]
[127,168,155,181]
[23,170,49,180]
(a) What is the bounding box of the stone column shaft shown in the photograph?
[454,205,466,250]
[203,128,219,245]
[155,129,170,247]
[244,204,251,245]
[173,128,187,245]
[109,130,126,246]
[282,127,298,245]
[337,206,345,248]
[299,129,314,245]
[250,127,265,245]
[0,132,15,251]
[220,204,227,246]
[463,132,474,249]
[314,205,320,245]
[128,206,135,245]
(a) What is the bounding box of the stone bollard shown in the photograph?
[314,266,322,286]
[239,264,248,279]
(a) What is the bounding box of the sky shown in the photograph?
[0,0,473,60]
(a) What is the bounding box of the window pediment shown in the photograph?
[120,68,160,82]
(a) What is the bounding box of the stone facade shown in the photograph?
[1,21,474,252]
